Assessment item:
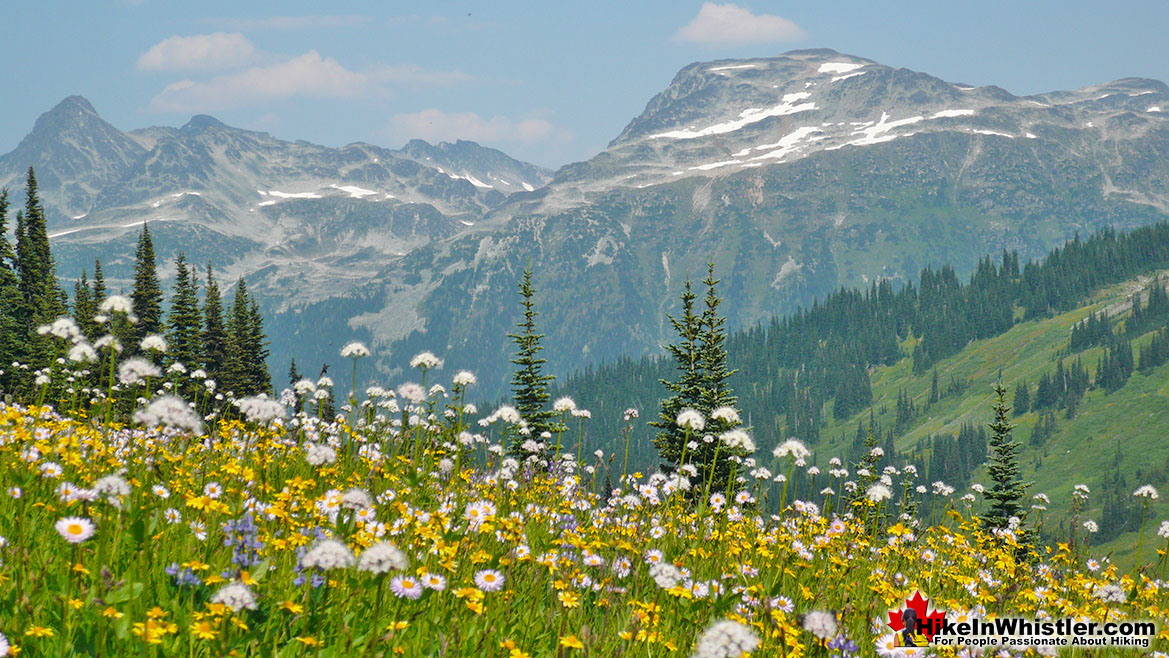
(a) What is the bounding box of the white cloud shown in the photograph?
[674,3,805,47]
[147,51,369,112]
[136,32,258,72]
[387,109,572,145]
[209,15,372,31]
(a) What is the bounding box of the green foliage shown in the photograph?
[14,168,64,376]
[507,267,562,456]
[650,279,704,469]
[201,264,228,385]
[0,190,26,393]
[224,279,271,396]
[130,224,164,354]
[165,253,203,390]
[984,383,1032,533]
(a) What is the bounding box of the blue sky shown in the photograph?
[3,1,1168,168]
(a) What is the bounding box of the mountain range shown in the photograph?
[4,49,1169,395]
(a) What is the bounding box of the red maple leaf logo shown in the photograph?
[887,591,947,641]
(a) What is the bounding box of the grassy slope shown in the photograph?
[818,272,1169,566]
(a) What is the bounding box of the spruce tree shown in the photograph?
[651,278,704,470]
[91,259,106,309]
[73,269,97,340]
[246,298,271,394]
[14,168,63,374]
[694,262,744,492]
[224,278,252,395]
[201,264,228,385]
[507,267,561,455]
[130,224,164,352]
[0,189,27,392]
[984,383,1032,533]
[166,253,203,374]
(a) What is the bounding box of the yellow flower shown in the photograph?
[101,607,123,619]
[24,626,54,638]
[146,606,168,619]
[558,591,581,608]
[387,621,409,631]
[190,621,217,640]
[560,634,585,649]
[68,598,85,610]
[279,600,304,614]
[295,636,323,647]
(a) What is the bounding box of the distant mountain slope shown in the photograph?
[7,49,1169,396]
[343,49,1169,394]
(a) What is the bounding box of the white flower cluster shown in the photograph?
[690,619,760,658]
[300,539,355,571]
[357,542,408,574]
[133,395,202,434]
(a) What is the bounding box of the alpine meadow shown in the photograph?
[4,4,1169,657]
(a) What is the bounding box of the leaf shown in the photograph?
[107,581,145,604]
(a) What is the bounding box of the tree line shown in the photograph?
[0,167,271,400]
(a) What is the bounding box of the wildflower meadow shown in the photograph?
[1,328,1168,657]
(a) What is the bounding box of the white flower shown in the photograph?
[710,406,740,424]
[133,395,202,433]
[358,542,408,574]
[409,351,442,369]
[453,371,477,387]
[68,343,98,363]
[802,609,837,639]
[118,358,160,385]
[397,383,425,403]
[139,334,168,353]
[866,483,893,502]
[235,395,286,423]
[340,488,373,511]
[294,378,317,396]
[1134,485,1160,500]
[676,409,705,431]
[719,429,755,452]
[1158,521,1169,539]
[773,438,810,459]
[99,295,133,315]
[1083,520,1099,534]
[491,405,522,424]
[93,474,131,498]
[300,539,355,571]
[55,516,96,543]
[1093,583,1126,603]
[40,317,81,341]
[690,619,759,658]
[210,582,258,611]
[649,562,682,589]
[553,397,577,413]
[305,443,337,466]
[337,341,371,360]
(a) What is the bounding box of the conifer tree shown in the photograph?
[507,267,561,455]
[225,279,251,395]
[0,189,26,392]
[246,298,271,394]
[91,259,106,309]
[651,278,704,469]
[201,264,228,385]
[130,224,163,351]
[984,383,1032,534]
[166,253,202,374]
[73,269,97,340]
[15,168,63,373]
[697,262,737,422]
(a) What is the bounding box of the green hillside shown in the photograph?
[819,272,1169,566]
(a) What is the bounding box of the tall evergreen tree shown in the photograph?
[14,168,64,373]
[984,383,1032,535]
[202,264,228,385]
[73,269,97,340]
[507,267,561,455]
[225,279,252,395]
[651,278,704,469]
[166,253,203,374]
[130,224,163,351]
[91,259,106,309]
[0,189,27,392]
[697,262,738,421]
[246,298,271,394]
